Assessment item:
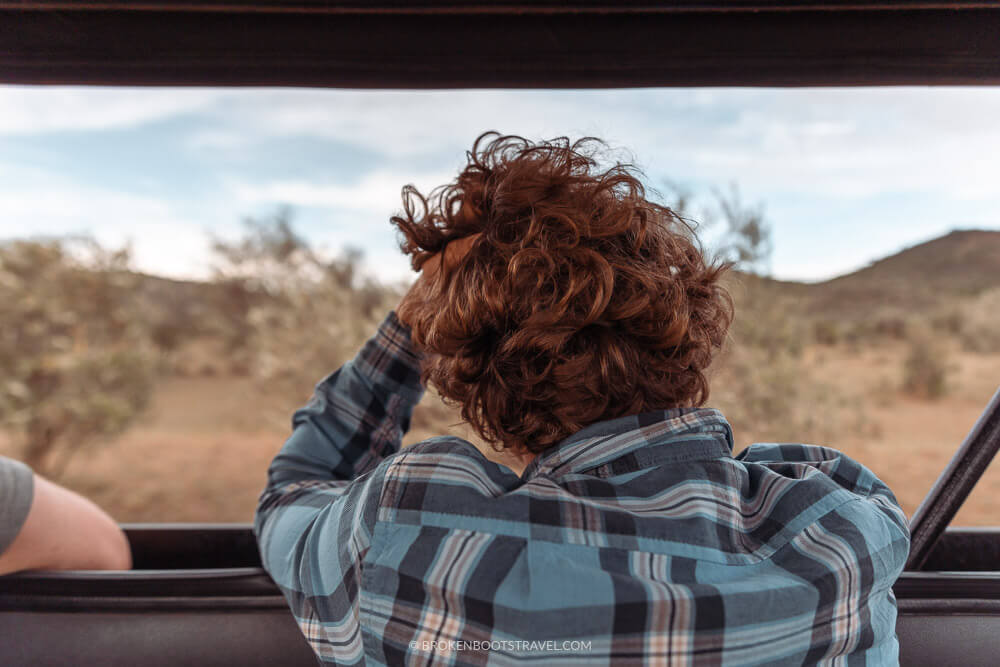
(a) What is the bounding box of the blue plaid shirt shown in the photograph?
[254,310,910,666]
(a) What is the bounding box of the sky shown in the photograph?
[2,85,999,286]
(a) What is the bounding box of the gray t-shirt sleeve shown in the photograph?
[0,456,35,556]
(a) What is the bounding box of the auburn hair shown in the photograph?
[391,132,733,457]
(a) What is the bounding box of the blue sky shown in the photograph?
[2,85,999,286]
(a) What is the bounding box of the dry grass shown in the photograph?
[795,341,1000,527]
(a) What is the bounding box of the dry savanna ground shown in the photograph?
[5,337,996,527]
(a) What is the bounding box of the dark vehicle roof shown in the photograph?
[4,1,1000,87]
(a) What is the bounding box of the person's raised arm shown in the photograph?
[254,232,481,538]
[0,461,131,575]
[250,310,426,660]
[252,235,481,659]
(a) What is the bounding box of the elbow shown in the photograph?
[54,517,133,572]
[97,524,133,571]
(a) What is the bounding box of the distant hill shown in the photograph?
[796,229,1000,322]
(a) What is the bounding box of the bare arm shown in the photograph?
[0,472,132,575]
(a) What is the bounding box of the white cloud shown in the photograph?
[0,180,213,280]
[192,89,640,160]
[0,86,224,135]
[233,88,1000,204]
[227,168,456,215]
[644,88,1000,202]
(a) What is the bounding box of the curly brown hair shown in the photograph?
[391,132,733,457]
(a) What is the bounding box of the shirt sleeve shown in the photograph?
[736,443,911,660]
[253,309,425,663]
[734,442,910,538]
[0,456,35,557]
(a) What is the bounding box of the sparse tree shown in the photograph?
[208,209,399,415]
[660,179,698,222]
[662,181,773,276]
[0,238,158,478]
[713,183,773,277]
[662,181,862,444]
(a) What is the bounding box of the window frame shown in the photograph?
[4,1,1000,87]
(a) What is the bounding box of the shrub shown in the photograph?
[931,308,964,337]
[725,275,806,360]
[711,281,864,445]
[813,319,840,346]
[208,210,400,416]
[956,288,1000,354]
[901,335,949,399]
[0,238,158,477]
[709,341,869,446]
[874,317,908,341]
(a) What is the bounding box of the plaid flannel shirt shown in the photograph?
[254,310,911,666]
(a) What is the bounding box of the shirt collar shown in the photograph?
[518,407,734,481]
